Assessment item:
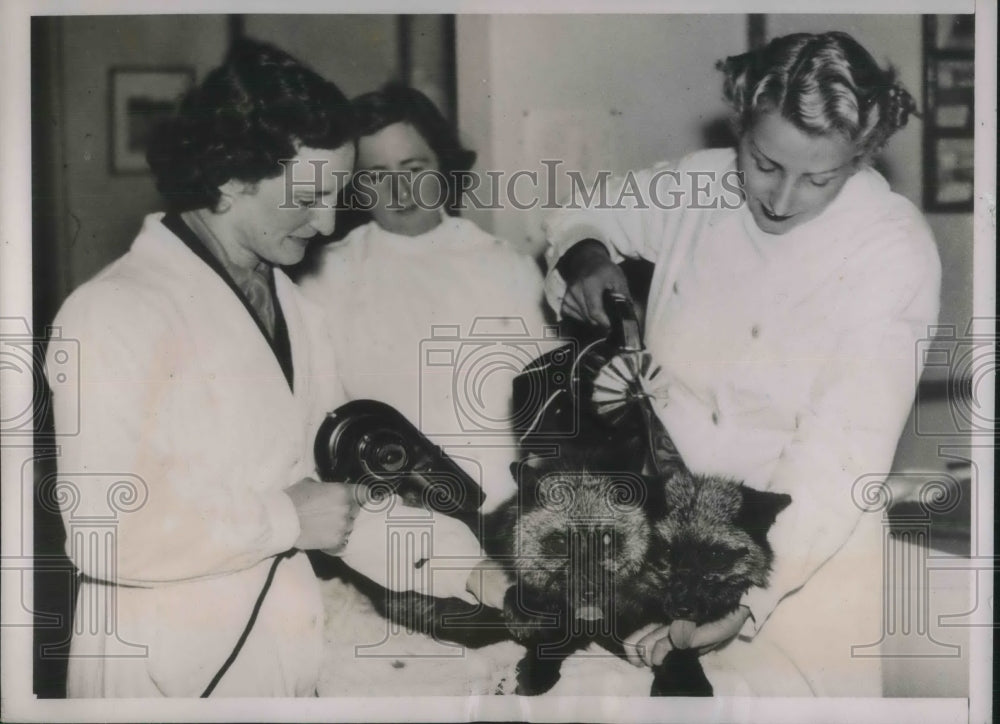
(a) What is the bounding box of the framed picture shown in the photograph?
[929,58,974,132]
[109,67,194,174]
[923,16,975,212]
[931,137,975,207]
[930,14,975,51]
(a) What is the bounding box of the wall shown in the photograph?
[456,14,747,254]
[54,15,230,304]
[41,14,447,314]
[243,14,399,99]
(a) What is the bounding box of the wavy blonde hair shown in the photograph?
[717,31,919,157]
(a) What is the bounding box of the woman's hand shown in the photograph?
[464,558,512,609]
[623,606,751,668]
[558,240,631,327]
[285,478,364,554]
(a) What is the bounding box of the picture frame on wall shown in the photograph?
[109,67,194,174]
[930,58,975,131]
[922,15,975,212]
[930,13,975,50]
[931,137,975,207]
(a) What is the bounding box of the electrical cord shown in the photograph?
[200,548,296,697]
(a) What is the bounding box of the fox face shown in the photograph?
[498,463,790,627]
[500,466,655,623]
[640,472,791,624]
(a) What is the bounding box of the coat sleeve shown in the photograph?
[541,161,685,317]
[740,213,942,634]
[47,283,302,587]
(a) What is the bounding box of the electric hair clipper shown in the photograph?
[587,290,659,423]
[314,400,485,529]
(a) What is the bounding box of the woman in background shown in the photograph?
[298,84,549,695]
[299,83,551,513]
[545,31,940,696]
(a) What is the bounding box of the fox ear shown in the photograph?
[510,460,541,490]
[738,486,792,529]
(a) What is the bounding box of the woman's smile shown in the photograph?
[758,201,794,223]
[737,111,858,235]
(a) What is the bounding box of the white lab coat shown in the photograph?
[47,213,346,697]
[299,216,552,512]
[299,217,555,695]
[543,148,941,695]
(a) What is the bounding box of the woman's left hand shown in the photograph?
[623,606,751,667]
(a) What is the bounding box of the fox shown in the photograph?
[317,398,790,696]
[491,442,790,696]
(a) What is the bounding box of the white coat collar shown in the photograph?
[131,212,305,398]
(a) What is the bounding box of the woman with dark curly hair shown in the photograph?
[345,82,477,229]
[46,39,359,697]
[545,32,940,695]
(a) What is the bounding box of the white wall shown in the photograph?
[457,14,747,254]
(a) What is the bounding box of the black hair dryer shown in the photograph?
[314,400,485,528]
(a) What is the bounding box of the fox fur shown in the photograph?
[313,376,790,696]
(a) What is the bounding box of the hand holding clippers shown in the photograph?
[587,290,660,423]
[314,400,485,530]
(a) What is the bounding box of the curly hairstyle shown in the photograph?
[349,83,476,215]
[352,83,476,177]
[717,31,919,157]
[147,38,355,212]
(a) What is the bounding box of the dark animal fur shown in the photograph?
[315,444,789,697]
[313,359,790,695]
[494,455,790,696]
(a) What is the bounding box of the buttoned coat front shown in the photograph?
[543,148,941,695]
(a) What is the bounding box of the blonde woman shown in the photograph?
[544,31,940,696]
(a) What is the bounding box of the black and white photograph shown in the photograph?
[1,2,995,723]
[108,67,196,174]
